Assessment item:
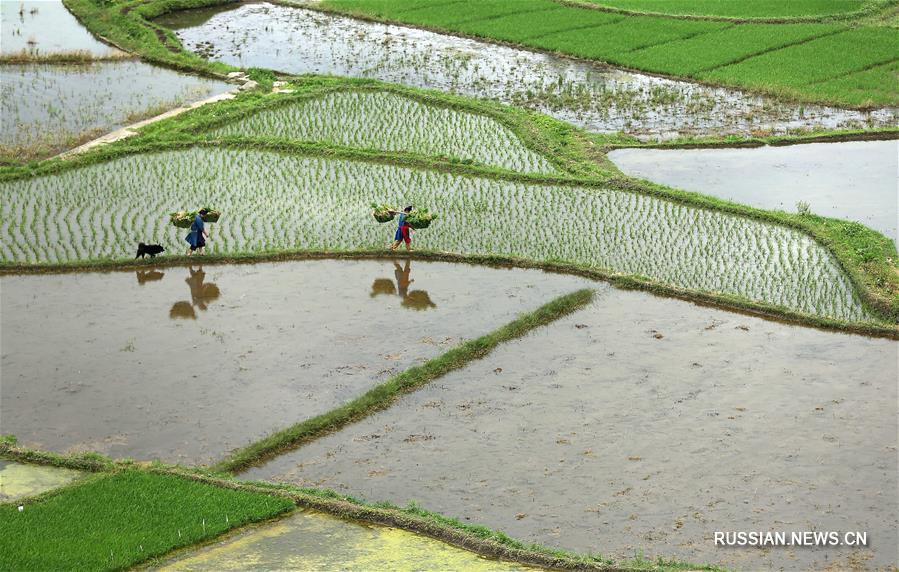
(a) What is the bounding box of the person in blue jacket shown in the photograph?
[389,205,413,251]
[185,208,209,256]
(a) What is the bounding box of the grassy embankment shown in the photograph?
[0,441,719,572]
[317,0,899,107]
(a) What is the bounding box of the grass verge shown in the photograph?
[212,288,595,473]
[0,445,720,571]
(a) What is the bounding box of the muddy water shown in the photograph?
[158,509,533,571]
[0,62,231,151]
[156,2,897,140]
[0,460,83,501]
[245,289,898,571]
[0,0,117,56]
[610,140,899,242]
[0,259,593,465]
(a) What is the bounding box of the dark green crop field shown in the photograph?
[581,0,869,18]
[321,0,899,107]
[0,470,293,570]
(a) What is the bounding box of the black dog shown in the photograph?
[136,243,165,259]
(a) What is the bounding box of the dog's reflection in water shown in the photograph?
[170,267,221,320]
[370,260,435,311]
[135,269,165,285]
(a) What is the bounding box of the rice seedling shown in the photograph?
[0,147,873,322]
[165,3,897,140]
[210,91,558,173]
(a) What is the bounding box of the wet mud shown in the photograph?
[0,461,83,502]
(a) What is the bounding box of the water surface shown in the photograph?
[0,0,117,55]
[0,461,83,501]
[610,140,899,241]
[246,289,898,571]
[0,259,592,464]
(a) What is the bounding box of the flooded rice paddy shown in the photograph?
[0,63,231,154]
[1,147,873,321]
[0,461,83,502]
[209,90,558,174]
[245,290,898,571]
[0,259,592,464]
[610,140,899,242]
[0,0,119,56]
[158,509,531,571]
[158,2,897,140]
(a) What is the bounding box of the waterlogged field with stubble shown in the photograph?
[159,2,897,139]
[209,91,558,174]
[0,63,231,156]
[0,147,873,322]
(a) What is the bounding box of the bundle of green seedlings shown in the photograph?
[169,208,221,229]
[371,203,438,229]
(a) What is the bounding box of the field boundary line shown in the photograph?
[448,6,570,29]
[392,0,468,17]
[210,289,595,473]
[694,27,852,75]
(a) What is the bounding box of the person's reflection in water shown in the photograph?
[135,269,164,285]
[169,266,221,319]
[370,260,435,310]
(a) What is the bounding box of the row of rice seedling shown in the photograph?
[0,62,228,151]
[391,0,555,27]
[580,0,867,18]
[0,147,872,322]
[209,91,558,174]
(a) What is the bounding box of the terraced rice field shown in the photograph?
[320,0,899,106]
[209,91,558,173]
[160,2,897,138]
[0,0,119,56]
[0,63,230,156]
[0,147,872,321]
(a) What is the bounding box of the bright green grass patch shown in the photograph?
[0,470,293,571]
[813,60,899,106]
[208,91,558,174]
[527,16,728,63]
[623,23,843,74]
[583,0,868,18]
[701,28,899,88]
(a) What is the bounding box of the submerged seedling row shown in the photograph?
[0,147,872,322]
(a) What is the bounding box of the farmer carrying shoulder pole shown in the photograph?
[185,208,210,256]
[390,205,414,252]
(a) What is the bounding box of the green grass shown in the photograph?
[581,0,869,18]
[0,470,293,571]
[318,0,899,106]
[213,288,595,473]
[813,59,899,106]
